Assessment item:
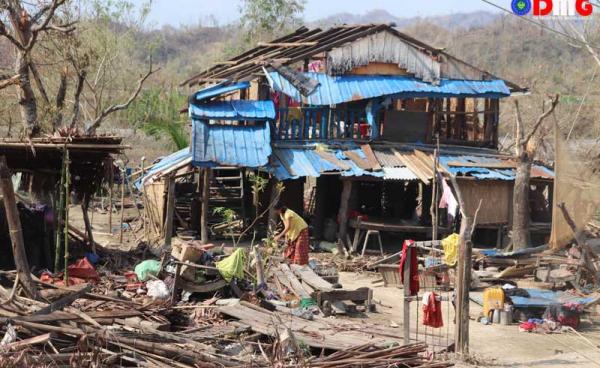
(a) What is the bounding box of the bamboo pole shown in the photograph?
[54,150,66,272]
[119,167,125,245]
[63,150,70,285]
[141,157,148,243]
[0,156,39,299]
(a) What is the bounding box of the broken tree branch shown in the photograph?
[0,156,39,300]
[86,63,157,135]
[0,74,20,89]
[521,94,560,146]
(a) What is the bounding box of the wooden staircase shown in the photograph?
[208,167,246,237]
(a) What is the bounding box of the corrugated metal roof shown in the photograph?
[193,81,250,102]
[191,120,271,168]
[189,100,276,120]
[372,147,404,167]
[266,71,511,106]
[437,154,555,180]
[269,145,383,180]
[134,147,192,189]
[382,167,419,181]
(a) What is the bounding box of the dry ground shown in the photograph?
[338,271,600,368]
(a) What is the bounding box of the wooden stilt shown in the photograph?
[337,180,353,257]
[108,158,113,233]
[403,245,412,345]
[267,178,280,232]
[54,151,66,272]
[0,156,39,299]
[119,167,125,245]
[164,175,176,249]
[200,169,210,244]
[81,194,95,253]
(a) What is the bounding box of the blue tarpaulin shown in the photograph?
[266,71,511,106]
[472,289,594,309]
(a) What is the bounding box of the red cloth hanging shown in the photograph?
[422,292,444,328]
[399,239,419,296]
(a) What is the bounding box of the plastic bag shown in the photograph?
[135,260,161,281]
[146,280,169,300]
[216,248,246,282]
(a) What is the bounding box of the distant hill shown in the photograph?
[312,9,500,30]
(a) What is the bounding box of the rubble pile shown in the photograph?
[0,237,453,367]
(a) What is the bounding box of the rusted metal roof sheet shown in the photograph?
[269,145,383,180]
[266,71,510,106]
[191,120,271,168]
[372,147,404,167]
[438,154,555,180]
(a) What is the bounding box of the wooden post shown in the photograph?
[403,245,412,345]
[119,167,125,245]
[200,169,210,244]
[253,246,265,288]
[0,156,39,299]
[164,175,176,249]
[267,178,280,232]
[430,147,439,241]
[81,194,95,253]
[337,180,352,256]
[54,151,66,272]
[63,150,70,285]
[449,175,475,359]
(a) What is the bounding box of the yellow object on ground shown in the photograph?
[282,209,308,242]
[216,248,246,282]
[483,287,505,317]
[441,233,459,266]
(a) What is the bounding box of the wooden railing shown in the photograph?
[271,107,369,141]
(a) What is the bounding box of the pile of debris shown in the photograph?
[0,237,453,367]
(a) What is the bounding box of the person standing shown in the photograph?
[273,203,309,265]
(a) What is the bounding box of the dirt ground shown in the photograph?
[338,271,600,368]
[65,204,600,367]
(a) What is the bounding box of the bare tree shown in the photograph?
[0,0,73,136]
[0,0,156,137]
[511,94,559,249]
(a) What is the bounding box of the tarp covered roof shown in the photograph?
[266,71,511,106]
[189,100,276,121]
[191,120,271,168]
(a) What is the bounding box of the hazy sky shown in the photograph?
[141,0,504,28]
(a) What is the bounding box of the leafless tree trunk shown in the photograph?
[0,156,39,299]
[511,95,559,250]
[0,0,70,136]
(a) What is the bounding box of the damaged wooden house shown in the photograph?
[0,136,125,271]
[144,24,555,251]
